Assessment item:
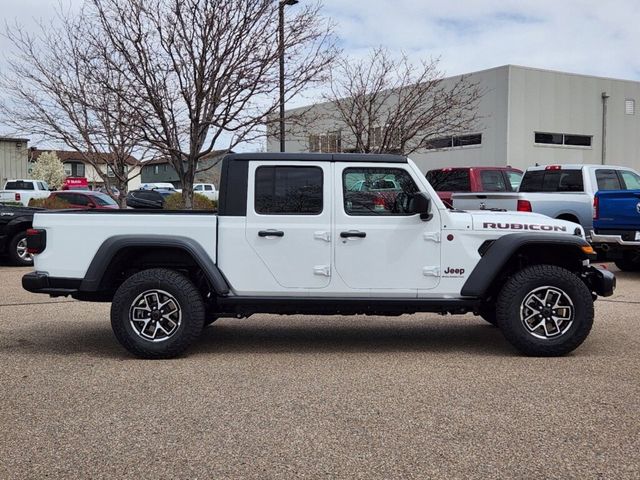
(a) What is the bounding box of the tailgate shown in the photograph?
[595,190,640,230]
[452,192,519,211]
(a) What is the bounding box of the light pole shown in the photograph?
[279,0,298,152]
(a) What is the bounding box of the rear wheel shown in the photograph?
[496,265,593,356]
[9,231,33,266]
[614,252,640,272]
[111,268,205,358]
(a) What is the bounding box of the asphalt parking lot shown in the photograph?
[1,264,638,479]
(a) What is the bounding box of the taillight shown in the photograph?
[26,228,46,254]
[517,200,532,212]
[593,196,599,220]
[374,195,386,211]
[15,192,21,201]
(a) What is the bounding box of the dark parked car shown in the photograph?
[0,204,40,265]
[49,190,120,209]
[126,189,175,209]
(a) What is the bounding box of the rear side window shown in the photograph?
[255,166,323,215]
[596,170,622,190]
[4,181,34,190]
[520,170,583,192]
[480,171,508,192]
[426,170,471,192]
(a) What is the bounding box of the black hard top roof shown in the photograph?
[224,152,407,163]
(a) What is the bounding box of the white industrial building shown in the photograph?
[269,65,640,173]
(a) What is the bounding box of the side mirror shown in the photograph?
[409,192,432,221]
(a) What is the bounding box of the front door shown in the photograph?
[245,161,332,289]
[334,164,441,292]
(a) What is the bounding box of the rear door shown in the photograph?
[245,161,331,289]
[335,164,441,292]
[595,169,640,230]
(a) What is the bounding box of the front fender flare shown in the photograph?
[461,233,591,298]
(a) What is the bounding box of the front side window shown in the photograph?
[343,167,419,216]
[620,170,640,190]
[505,171,523,190]
[255,166,323,215]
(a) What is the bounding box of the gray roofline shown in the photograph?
[224,152,407,163]
[0,137,29,142]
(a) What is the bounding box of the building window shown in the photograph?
[154,165,159,174]
[425,134,481,150]
[534,132,592,147]
[254,166,323,215]
[625,99,635,115]
[309,131,341,153]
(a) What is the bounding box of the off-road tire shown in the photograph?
[111,268,205,359]
[8,231,33,266]
[614,253,640,272]
[496,264,594,356]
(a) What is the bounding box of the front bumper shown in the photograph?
[583,266,616,297]
[22,272,81,297]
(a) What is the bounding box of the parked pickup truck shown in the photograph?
[426,166,523,208]
[591,187,640,271]
[0,179,50,206]
[0,204,39,265]
[193,183,219,202]
[452,165,640,231]
[23,153,614,359]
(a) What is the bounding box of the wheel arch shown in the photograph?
[461,233,592,299]
[80,235,230,297]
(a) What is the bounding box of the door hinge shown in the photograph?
[423,232,441,243]
[314,231,331,242]
[313,265,331,277]
[422,266,440,277]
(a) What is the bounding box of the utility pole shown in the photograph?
[601,91,609,165]
[278,0,299,153]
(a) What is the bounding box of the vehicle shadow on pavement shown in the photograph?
[2,317,513,358]
[194,318,513,357]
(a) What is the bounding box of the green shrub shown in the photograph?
[163,192,216,210]
[29,196,71,209]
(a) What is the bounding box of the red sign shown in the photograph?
[62,177,89,190]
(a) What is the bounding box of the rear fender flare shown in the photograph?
[80,235,230,295]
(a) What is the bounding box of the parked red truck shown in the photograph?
[426,167,523,208]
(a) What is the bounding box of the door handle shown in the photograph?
[340,231,366,238]
[258,230,284,237]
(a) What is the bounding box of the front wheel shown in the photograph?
[614,252,640,272]
[496,265,594,356]
[9,231,33,266]
[111,268,205,358]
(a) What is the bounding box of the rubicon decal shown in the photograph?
[483,222,567,232]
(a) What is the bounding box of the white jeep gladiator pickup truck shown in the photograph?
[23,153,615,358]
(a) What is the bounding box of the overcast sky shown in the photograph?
[1,0,639,144]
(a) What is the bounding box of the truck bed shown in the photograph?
[33,210,217,279]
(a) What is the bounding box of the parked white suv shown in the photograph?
[23,153,614,358]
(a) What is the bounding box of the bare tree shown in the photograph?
[0,11,144,207]
[87,0,336,207]
[321,48,483,155]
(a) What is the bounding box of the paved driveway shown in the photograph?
[1,265,638,479]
